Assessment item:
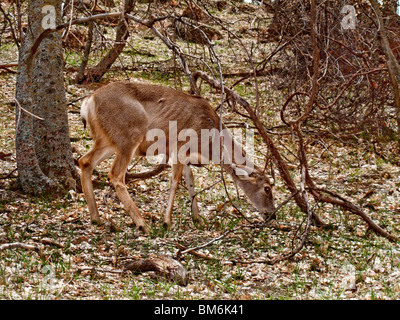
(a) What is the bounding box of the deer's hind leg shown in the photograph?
[163,163,184,230]
[108,143,148,233]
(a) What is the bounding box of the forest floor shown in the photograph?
[1,1,400,300]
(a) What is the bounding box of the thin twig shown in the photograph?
[180,228,233,255]
[32,237,65,249]
[14,98,44,121]
[62,0,75,41]
[77,266,124,274]
[178,190,298,259]
[175,243,218,261]
[0,168,17,180]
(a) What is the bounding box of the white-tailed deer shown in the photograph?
[79,82,275,232]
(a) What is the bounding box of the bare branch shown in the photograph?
[0,242,45,260]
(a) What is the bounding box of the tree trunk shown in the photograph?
[75,20,94,84]
[370,0,400,146]
[81,0,135,83]
[15,0,76,195]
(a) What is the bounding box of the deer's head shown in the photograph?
[231,164,275,220]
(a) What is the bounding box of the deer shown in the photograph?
[79,81,275,233]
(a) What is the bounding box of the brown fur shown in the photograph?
[79,82,275,232]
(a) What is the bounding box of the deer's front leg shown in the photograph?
[109,151,148,233]
[163,163,184,230]
[182,165,203,226]
[79,144,114,225]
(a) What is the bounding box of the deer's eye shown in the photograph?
[264,186,270,193]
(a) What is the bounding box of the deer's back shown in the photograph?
[90,81,220,153]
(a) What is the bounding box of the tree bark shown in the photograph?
[15,0,76,195]
[370,0,400,146]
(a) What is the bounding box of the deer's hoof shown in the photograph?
[162,221,172,231]
[91,218,103,226]
[137,223,149,234]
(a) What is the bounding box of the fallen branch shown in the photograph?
[0,67,17,74]
[0,242,45,260]
[125,164,169,181]
[175,243,218,261]
[0,63,18,69]
[308,187,398,242]
[32,237,65,249]
[0,168,17,180]
[294,117,398,243]
[77,266,123,275]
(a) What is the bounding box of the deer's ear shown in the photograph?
[232,164,254,177]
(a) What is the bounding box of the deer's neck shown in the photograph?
[221,137,256,180]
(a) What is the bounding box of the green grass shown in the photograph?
[1,1,400,301]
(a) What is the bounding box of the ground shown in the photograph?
[1,1,400,300]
